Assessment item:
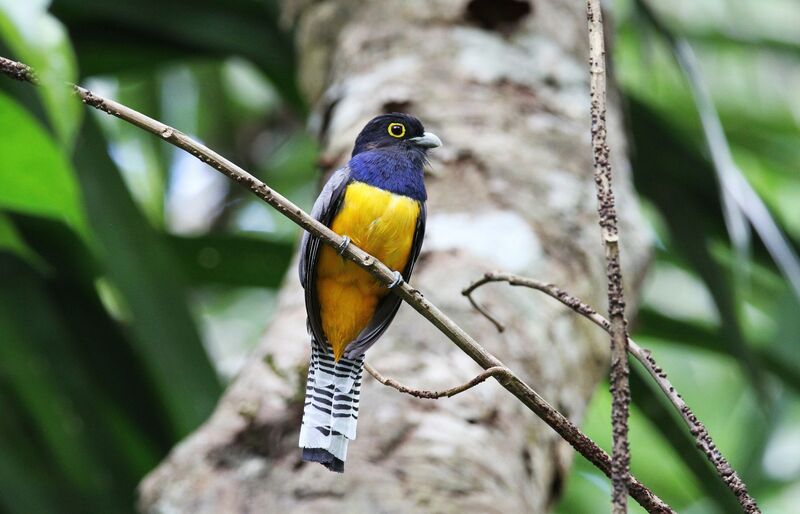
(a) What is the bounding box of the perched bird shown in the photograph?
[298,113,441,472]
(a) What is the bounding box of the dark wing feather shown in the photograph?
[343,202,426,359]
[299,167,351,288]
[300,167,351,347]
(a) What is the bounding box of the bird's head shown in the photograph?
[351,113,442,157]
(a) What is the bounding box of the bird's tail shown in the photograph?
[299,338,364,472]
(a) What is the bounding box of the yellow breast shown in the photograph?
[315,181,420,360]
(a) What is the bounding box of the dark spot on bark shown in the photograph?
[521,446,533,478]
[466,0,532,31]
[448,148,491,179]
[370,422,416,463]
[382,100,412,113]
[548,463,565,504]
[556,401,570,418]
[545,443,566,507]
[314,96,345,175]
[465,407,500,427]
[498,78,537,98]
[414,251,432,268]
[393,467,408,482]
[293,488,346,500]
[317,149,347,175]
[496,78,540,113]
[318,95,340,142]
[207,403,303,469]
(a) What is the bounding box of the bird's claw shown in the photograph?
[388,270,403,289]
[337,236,351,256]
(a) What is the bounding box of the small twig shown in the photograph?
[464,293,506,333]
[1,56,673,514]
[463,271,760,513]
[587,1,632,511]
[364,363,510,399]
[0,57,37,83]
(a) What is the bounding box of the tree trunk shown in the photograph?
[138,0,650,512]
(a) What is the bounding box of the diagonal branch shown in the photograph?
[0,58,37,83]
[364,363,510,400]
[463,271,760,513]
[0,55,673,514]
[587,2,632,511]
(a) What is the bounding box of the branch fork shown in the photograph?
[463,271,760,513]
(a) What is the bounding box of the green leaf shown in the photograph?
[630,362,741,513]
[0,252,132,513]
[10,212,176,474]
[0,0,82,145]
[50,0,303,111]
[636,308,800,395]
[627,96,771,402]
[0,386,78,514]
[684,27,800,59]
[558,378,705,512]
[72,115,221,437]
[168,233,294,288]
[98,74,169,227]
[0,91,88,238]
[0,211,46,268]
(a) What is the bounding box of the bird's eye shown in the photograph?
[387,122,406,138]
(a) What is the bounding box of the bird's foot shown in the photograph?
[337,236,351,256]
[387,271,403,289]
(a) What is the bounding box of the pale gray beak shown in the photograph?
[410,131,442,149]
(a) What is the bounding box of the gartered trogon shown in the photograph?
[298,113,441,472]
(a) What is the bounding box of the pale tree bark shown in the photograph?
[138,0,651,512]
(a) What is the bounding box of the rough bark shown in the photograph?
[138,0,650,512]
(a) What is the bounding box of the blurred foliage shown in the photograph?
[0,1,312,512]
[0,0,798,513]
[559,1,800,513]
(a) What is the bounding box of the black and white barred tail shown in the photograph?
[299,338,364,472]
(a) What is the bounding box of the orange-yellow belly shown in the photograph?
[316,181,420,360]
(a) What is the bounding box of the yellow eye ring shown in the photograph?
[387,122,406,138]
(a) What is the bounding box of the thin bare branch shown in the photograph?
[0,57,37,83]
[0,55,673,514]
[586,1,631,511]
[464,293,506,333]
[464,271,760,513]
[364,363,510,399]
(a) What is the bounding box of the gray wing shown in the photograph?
[299,166,351,288]
[343,202,427,359]
[302,167,352,349]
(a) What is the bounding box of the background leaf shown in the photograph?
[168,233,293,288]
[49,0,303,111]
[0,0,81,144]
[0,90,87,237]
[72,116,221,437]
